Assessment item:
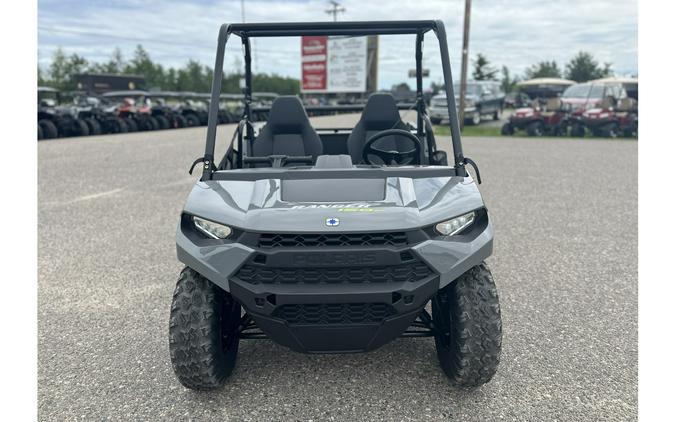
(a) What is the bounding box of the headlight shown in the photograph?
[435,211,476,236]
[193,216,232,239]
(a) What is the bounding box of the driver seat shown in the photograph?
[347,92,415,164]
[251,96,323,162]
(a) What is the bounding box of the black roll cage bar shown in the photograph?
[200,20,466,180]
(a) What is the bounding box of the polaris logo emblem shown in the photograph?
[325,217,340,227]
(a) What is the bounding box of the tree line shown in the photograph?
[472,51,616,94]
[40,45,621,97]
[38,45,300,94]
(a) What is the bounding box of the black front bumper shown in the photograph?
[228,239,439,353]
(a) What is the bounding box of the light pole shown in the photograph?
[325,1,345,22]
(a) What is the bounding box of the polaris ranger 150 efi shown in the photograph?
[170,21,502,390]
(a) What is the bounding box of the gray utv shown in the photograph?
[170,20,502,390]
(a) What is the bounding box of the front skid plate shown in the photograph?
[229,276,439,353]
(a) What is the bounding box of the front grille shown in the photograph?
[258,232,409,248]
[273,303,396,324]
[235,259,434,285]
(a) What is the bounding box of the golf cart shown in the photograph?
[170,21,502,390]
[561,81,630,137]
[501,78,575,136]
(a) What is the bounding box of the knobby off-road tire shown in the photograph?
[39,119,58,139]
[169,267,241,390]
[155,115,171,130]
[432,262,502,388]
[85,118,102,135]
[185,114,201,127]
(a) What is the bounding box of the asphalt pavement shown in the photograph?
[38,117,637,421]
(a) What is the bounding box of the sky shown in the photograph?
[37,0,638,89]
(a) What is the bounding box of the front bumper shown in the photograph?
[429,106,476,120]
[176,218,493,353]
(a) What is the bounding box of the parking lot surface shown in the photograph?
[38,116,637,421]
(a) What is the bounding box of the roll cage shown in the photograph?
[199,20,468,181]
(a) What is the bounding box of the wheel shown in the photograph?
[570,122,585,137]
[430,117,442,125]
[555,121,569,137]
[493,107,502,121]
[526,121,543,136]
[85,118,102,135]
[500,122,514,135]
[185,114,201,127]
[169,267,241,390]
[39,119,59,139]
[468,111,481,126]
[136,117,153,131]
[124,117,138,132]
[432,262,502,387]
[173,114,188,128]
[148,116,160,131]
[116,118,129,133]
[601,122,619,138]
[74,118,90,136]
[155,115,171,130]
[38,125,44,140]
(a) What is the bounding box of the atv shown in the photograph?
[102,90,160,132]
[501,78,574,136]
[169,21,502,391]
[38,87,90,139]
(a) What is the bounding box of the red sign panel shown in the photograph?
[301,36,327,91]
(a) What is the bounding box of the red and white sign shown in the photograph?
[301,36,367,93]
[301,36,328,91]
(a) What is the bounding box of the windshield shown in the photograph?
[563,84,605,99]
[453,83,481,96]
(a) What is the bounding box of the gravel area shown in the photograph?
[38,118,637,421]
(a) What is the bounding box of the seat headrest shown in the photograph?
[268,96,310,133]
[361,92,401,127]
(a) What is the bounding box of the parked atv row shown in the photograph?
[37,88,249,140]
[501,77,638,138]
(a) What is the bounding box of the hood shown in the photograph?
[182,176,485,232]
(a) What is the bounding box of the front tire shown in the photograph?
[468,110,481,126]
[169,267,241,390]
[432,263,502,388]
[500,122,514,135]
[185,114,201,127]
[526,121,543,136]
[39,119,59,139]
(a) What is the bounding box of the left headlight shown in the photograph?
[193,216,232,239]
[435,211,476,236]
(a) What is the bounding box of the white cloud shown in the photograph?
[38,0,637,89]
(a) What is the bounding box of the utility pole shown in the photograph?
[325,1,345,21]
[458,0,472,131]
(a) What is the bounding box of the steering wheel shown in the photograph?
[362,129,422,165]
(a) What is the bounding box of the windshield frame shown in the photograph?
[200,20,466,180]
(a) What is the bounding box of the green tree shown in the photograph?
[500,66,519,93]
[564,52,611,82]
[47,48,89,90]
[125,45,166,89]
[524,60,562,79]
[472,53,498,81]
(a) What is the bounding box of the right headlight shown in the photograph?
[193,216,232,239]
[435,211,476,236]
